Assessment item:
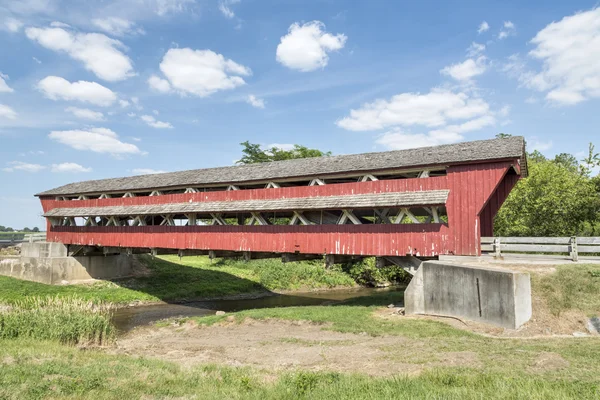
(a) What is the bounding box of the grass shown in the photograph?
[0,254,356,306]
[0,339,598,399]
[0,297,114,345]
[533,264,600,316]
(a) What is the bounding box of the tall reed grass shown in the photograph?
[0,296,115,345]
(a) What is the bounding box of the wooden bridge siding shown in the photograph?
[478,172,519,238]
[41,160,520,257]
[445,161,516,256]
[39,176,448,212]
[47,224,451,257]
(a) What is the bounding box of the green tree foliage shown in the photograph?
[236,141,331,164]
[495,153,600,237]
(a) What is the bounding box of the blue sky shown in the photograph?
[1,0,600,229]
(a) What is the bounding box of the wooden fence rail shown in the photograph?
[0,232,46,246]
[481,237,600,261]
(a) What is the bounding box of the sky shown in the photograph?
[1,0,600,229]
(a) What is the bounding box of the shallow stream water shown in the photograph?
[112,287,402,332]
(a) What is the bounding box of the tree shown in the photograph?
[32,227,40,233]
[495,133,512,139]
[22,227,31,232]
[495,158,598,237]
[236,141,331,164]
[553,153,579,174]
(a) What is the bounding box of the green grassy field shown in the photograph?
[0,262,598,399]
[0,255,355,305]
[0,339,597,400]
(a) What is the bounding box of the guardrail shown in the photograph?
[0,233,46,246]
[481,237,600,261]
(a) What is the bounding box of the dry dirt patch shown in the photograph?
[115,318,477,376]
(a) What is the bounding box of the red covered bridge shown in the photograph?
[37,136,526,260]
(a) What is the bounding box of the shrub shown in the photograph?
[339,257,411,287]
[0,297,115,345]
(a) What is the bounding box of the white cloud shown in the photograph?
[127,112,136,117]
[440,56,487,82]
[140,114,173,129]
[467,42,485,57]
[49,21,70,28]
[528,138,553,152]
[152,109,159,115]
[155,48,251,97]
[0,73,14,93]
[65,107,104,121]
[91,17,144,36]
[525,96,538,104]
[37,76,117,107]
[218,0,239,18]
[51,162,92,173]
[49,128,143,156]
[132,168,167,175]
[246,94,265,108]
[2,161,45,173]
[131,96,143,110]
[148,74,172,93]
[25,26,134,81]
[375,130,464,150]
[522,9,600,106]
[337,89,491,131]
[499,20,516,39]
[0,104,17,119]
[276,21,347,72]
[32,57,42,64]
[478,21,489,34]
[2,17,23,33]
[119,99,130,108]
[153,0,195,16]
[498,105,511,117]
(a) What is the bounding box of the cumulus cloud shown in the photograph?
[140,114,173,129]
[132,168,167,175]
[2,17,23,33]
[153,48,251,97]
[499,21,516,39]
[51,162,92,173]
[478,21,489,34]
[375,130,463,150]
[246,94,265,108]
[0,104,17,119]
[338,88,499,150]
[37,76,117,107]
[528,137,553,152]
[91,17,144,36]
[148,74,172,93]
[520,9,600,105]
[0,73,14,93]
[119,99,130,108]
[337,89,492,131]
[49,128,143,156]
[440,56,487,82]
[65,107,104,121]
[276,21,347,72]
[2,161,45,173]
[25,25,134,81]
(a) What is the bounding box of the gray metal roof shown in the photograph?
[37,136,526,196]
[44,190,449,217]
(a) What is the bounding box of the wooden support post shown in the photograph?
[324,254,335,269]
[493,237,502,259]
[570,236,578,262]
[243,251,251,262]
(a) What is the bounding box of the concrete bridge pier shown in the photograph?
[404,261,532,329]
[0,242,133,284]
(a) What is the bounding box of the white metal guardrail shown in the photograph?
[481,237,600,261]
